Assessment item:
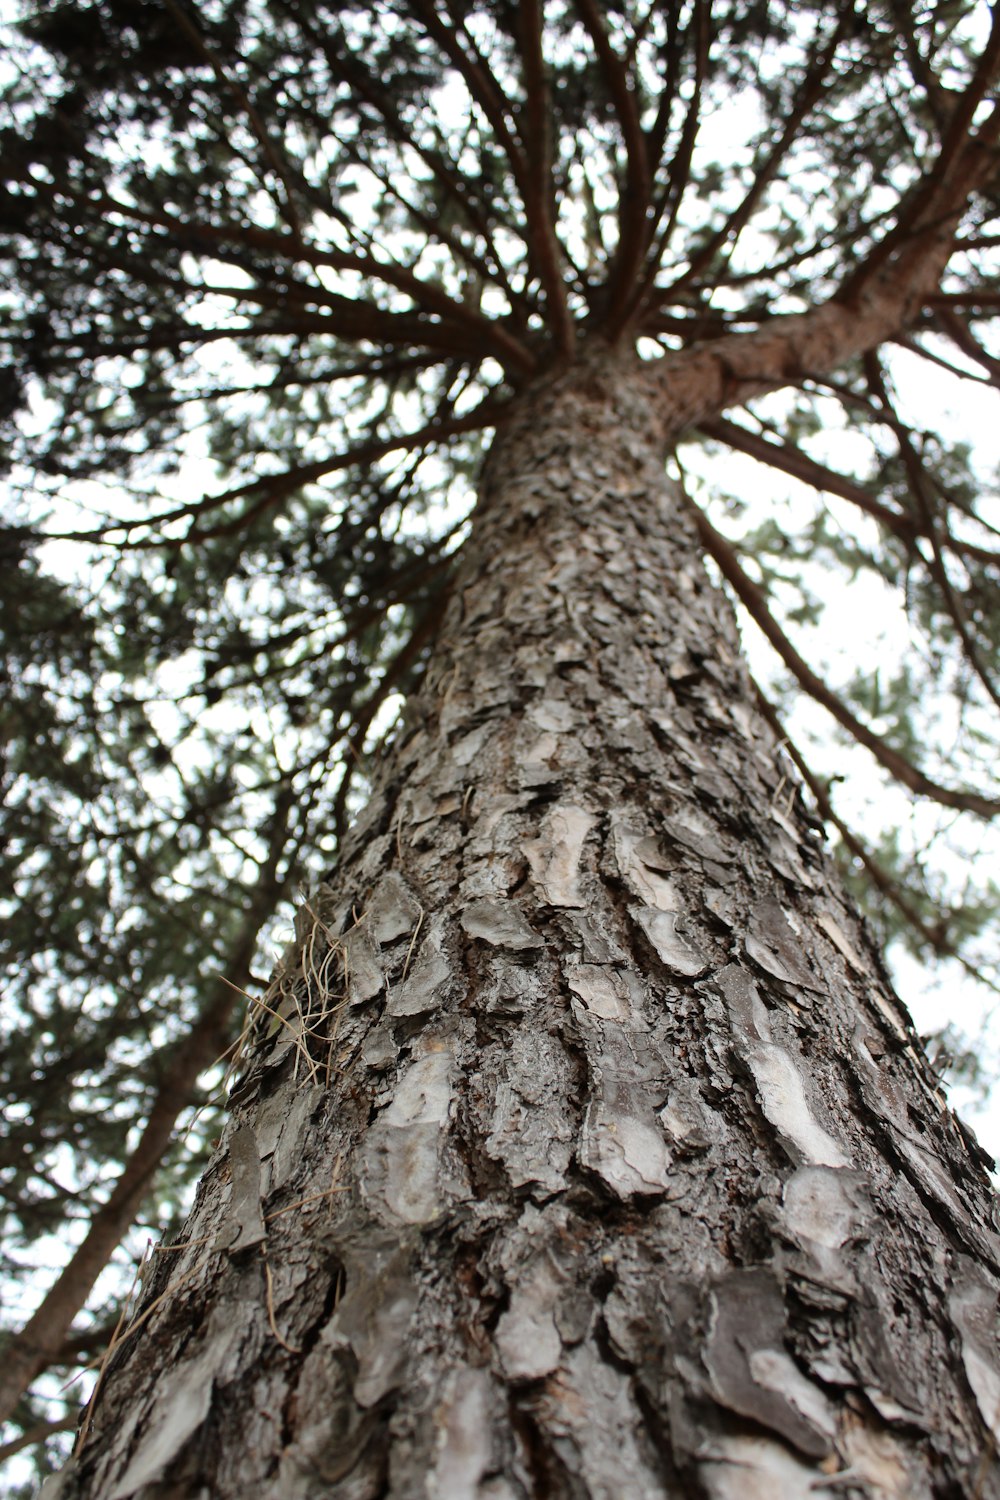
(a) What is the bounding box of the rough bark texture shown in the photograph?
[49,352,1000,1499]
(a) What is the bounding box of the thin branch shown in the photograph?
[55,1322,122,1365]
[864,351,1000,713]
[518,0,574,357]
[697,415,927,558]
[753,686,1000,997]
[572,0,652,333]
[206,549,457,698]
[886,0,952,131]
[798,375,1000,559]
[640,68,1000,440]
[410,0,530,201]
[644,4,684,178]
[681,491,1000,817]
[41,399,503,548]
[836,12,1000,305]
[663,205,902,299]
[16,280,510,365]
[661,11,848,302]
[931,304,1000,382]
[331,599,446,840]
[319,127,533,329]
[161,0,306,246]
[0,1414,80,1464]
[273,1,532,321]
[0,796,295,1427]
[893,332,993,387]
[641,0,710,297]
[86,188,535,373]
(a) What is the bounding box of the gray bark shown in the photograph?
[49,352,1000,1499]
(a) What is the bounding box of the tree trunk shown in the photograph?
[48,352,1000,1499]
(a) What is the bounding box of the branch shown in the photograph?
[660,11,848,302]
[411,0,530,202]
[321,131,533,332]
[86,188,535,373]
[0,1414,80,1465]
[572,0,652,332]
[642,85,1000,438]
[209,542,458,696]
[701,410,1000,570]
[41,398,504,548]
[517,0,574,357]
[682,493,1000,817]
[660,208,899,301]
[885,0,953,132]
[798,375,1000,561]
[640,19,1000,427]
[641,0,710,298]
[753,686,1000,998]
[697,415,926,557]
[927,292,1000,309]
[0,794,295,1426]
[644,3,684,178]
[836,8,1000,305]
[863,351,1000,713]
[277,3,532,322]
[161,0,306,246]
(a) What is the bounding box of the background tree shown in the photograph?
[1,0,1000,1493]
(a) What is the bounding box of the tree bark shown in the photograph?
[48,351,1000,1499]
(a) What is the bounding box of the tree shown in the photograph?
[3,0,1000,1493]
